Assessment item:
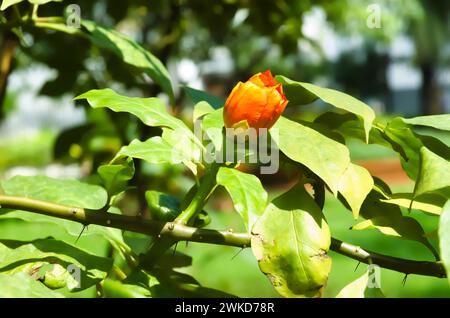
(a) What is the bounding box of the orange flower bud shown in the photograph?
[223,70,288,131]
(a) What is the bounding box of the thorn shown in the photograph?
[172,242,178,256]
[354,261,361,272]
[231,248,244,260]
[75,225,87,243]
[402,274,408,286]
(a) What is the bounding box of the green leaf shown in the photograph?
[81,20,173,102]
[184,87,225,110]
[251,182,331,298]
[1,175,107,210]
[276,76,375,142]
[402,115,450,131]
[193,101,215,123]
[161,128,202,175]
[336,272,369,298]
[29,0,62,4]
[76,89,181,133]
[0,272,64,297]
[202,108,224,151]
[338,163,373,218]
[0,175,127,255]
[98,158,135,198]
[439,200,450,284]
[381,192,445,215]
[102,278,150,298]
[0,239,112,291]
[413,147,450,200]
[0,0,23,10]
[216,167,268,231]
[379,118,450,180]
[336,271,384,298]
[145,191,181,221]
[115,137,186,165]
[356,191,439,259]
[123,268,236,298]
[272,116,350,195]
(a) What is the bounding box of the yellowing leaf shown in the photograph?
[338,163,373,218]
[251,183,331,298]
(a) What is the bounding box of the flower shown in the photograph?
[223,70,288,132]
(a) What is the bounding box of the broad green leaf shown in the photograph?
[272,116,350,195]
[381,193,445,215]
[75,89,187,136]
[276,75,375,142]
[0,208,123,243]
[0,174,127,259]
[439,200,450,284]
[193,101,215,123]
[216,167,268,231]
[115,137,186,165]
[336,272,369,298]
[356,191,438,259]
[380,118,450,180]
[402,115,450,131]
[184,86,225,110]
[1,175,107,210]
[336,271,384,298]
[0,0,24,10]
[0,272,64,297]
[338,163,373,218]
[314,112,392,149]
[81,20,173,101]
[251,183,331,298]
[202,108,224,151]
[414,147,450,200]
[0,239,112,291]
[98,158,135,198]
[161,128,202,175]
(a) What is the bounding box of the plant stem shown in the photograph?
[139,163,220,269]
[176,163,220,225]
[0,195,445,278]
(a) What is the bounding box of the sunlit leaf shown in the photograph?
[272,116,350,195]
[381,192,445,215]
[115,137,186,165]
[336,272,369,298]
[413,147,450,200]
[1,175,107,210]
[0,272,64,297]
[439,200,450,284]
[357,190,439,259]
[98,158,135,198]
[0,239,112,291]
[0,0,24,10]
[276,76,375,142]
[338,163,373,218]
[217,167,268,231]
[193,101,215,123]
[251,182,331,298]
[402,115,450,131]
